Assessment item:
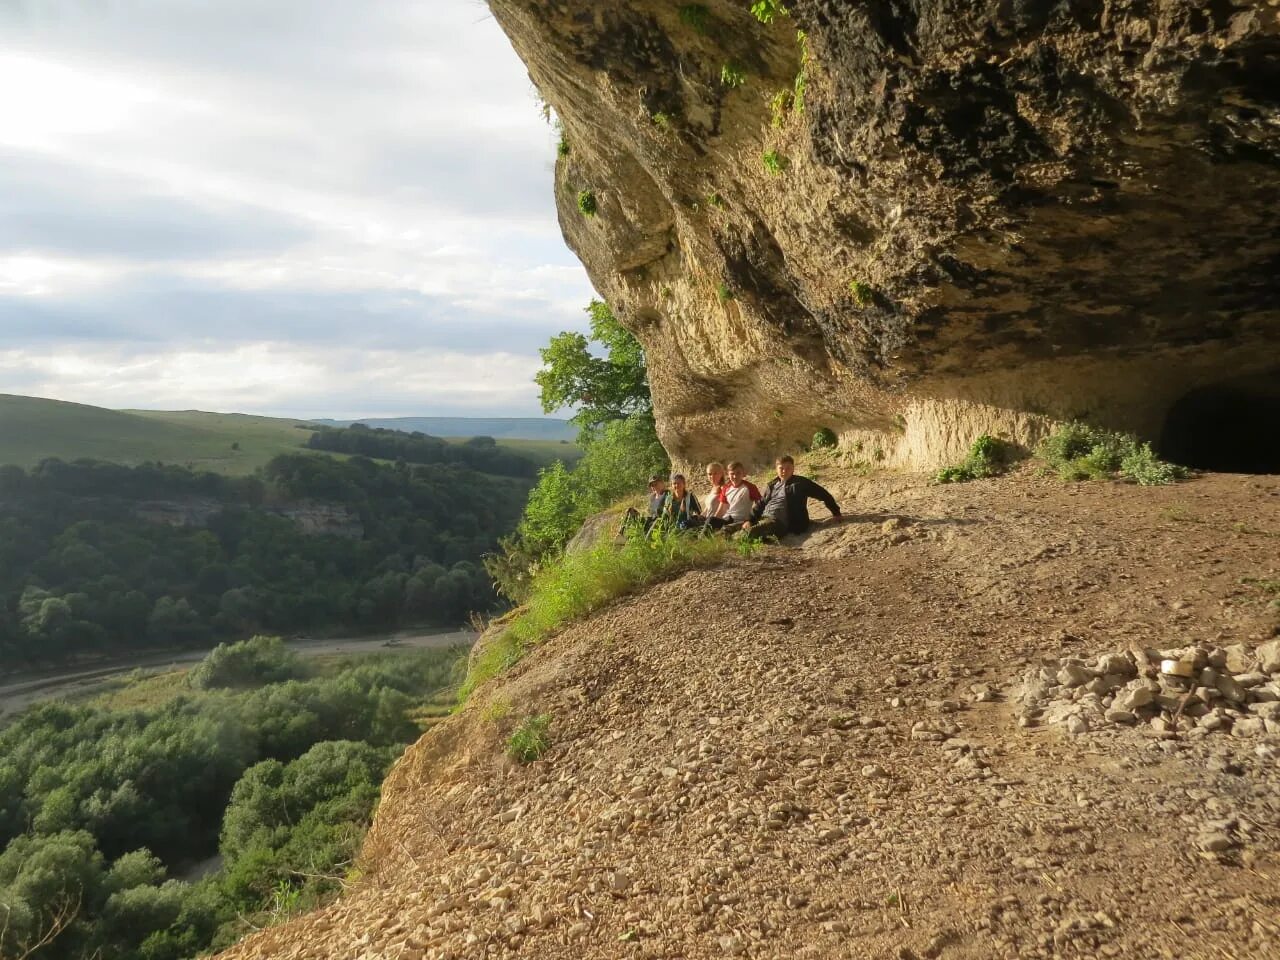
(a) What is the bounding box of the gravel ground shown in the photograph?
[218,469,1280,960]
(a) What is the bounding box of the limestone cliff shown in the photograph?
[488,0,1280,470]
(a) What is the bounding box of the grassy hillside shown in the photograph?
[0,395,312,474]
[0,396,581,473]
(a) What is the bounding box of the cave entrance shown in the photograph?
[1158,369,1280,473]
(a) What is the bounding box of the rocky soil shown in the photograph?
[218,469,1280,960]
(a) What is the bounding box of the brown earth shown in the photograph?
[218,468,1280,960]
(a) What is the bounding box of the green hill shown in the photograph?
[0,395,312,474]
[0,395,581,473]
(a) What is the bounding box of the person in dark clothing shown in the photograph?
[740,455,842,540]
[661,473,703,530]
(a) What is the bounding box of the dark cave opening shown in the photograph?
[1159,370,1280,474]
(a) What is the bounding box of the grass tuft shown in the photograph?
[721,62,746,88]
[507,714,551,763]
[762,150,788,175]
[678,4,710,33]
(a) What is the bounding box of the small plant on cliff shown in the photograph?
[762,150,788,174]
[557,135,570,157]
[652,111,673,130]
[706,191,726,209]
[721,61,747,88]
[716,282,735,303]
[577,189,598,216]
[751,0,790,23]
[935,434,1012,484]
[812,427,838,450]
[679,3,710,33]
[848,279,873,305]
[507,714,551,763]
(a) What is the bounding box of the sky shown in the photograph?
[0,0,596,419]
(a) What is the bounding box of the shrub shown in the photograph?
[556,136,570,158]
[188,635,301,690]
[678,4,710,32]
[762,150,787,175]
[716,282,734,303]
[464,528,738,700]
[1036,422,1186,485]
[721,62,746,88]
[507,715,551,763]
[811,427,838,449]
[751,0,789,23]
[1121,443,1189,486]
[576,190,597,216]
[934,434,1012,484]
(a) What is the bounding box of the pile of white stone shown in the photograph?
[1015,637,1280,738]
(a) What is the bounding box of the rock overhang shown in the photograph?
[488,0,1280,469]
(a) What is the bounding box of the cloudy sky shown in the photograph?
[0,0,595,418]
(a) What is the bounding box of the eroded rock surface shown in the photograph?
[489,0,1280,468]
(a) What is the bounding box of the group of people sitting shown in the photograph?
[632,455,844,540]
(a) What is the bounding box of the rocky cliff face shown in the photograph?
[489,0,1280,470]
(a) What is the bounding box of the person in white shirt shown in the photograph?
[704,461,761,534]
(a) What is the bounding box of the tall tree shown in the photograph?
[534,300,651,442]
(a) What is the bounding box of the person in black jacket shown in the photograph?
[740,455,842,539]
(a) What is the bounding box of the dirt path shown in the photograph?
[219,470,1280,960]
[0,629,476,717]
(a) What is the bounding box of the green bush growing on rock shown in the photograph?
[576,190,597,216]
[811,427,838,450]
[706,192,725,209]
[1036,422,1186,485]
[507,715,551,763]
[556,136,570,158]
[751,0,789,24]
[678,4,710,32]
[716,282,735,303]
[652,111,673,130]
[762,150,787,175]
[935,435,1012,484]
[721,62,746,88]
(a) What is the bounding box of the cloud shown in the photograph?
[0,342,547,419]
[0,0,596,417]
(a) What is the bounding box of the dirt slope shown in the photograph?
[219,470,1280,960]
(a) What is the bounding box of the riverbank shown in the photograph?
[0,628,477,718]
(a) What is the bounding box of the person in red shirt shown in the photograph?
[704,461,761,534]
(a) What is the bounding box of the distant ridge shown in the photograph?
[309,417,576,442]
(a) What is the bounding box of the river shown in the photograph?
[0,628,477,718]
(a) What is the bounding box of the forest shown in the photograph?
[0,447,533,667]
[0,636,462,960]
[305,425,539,477]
